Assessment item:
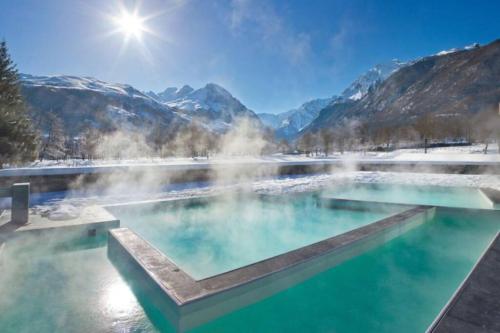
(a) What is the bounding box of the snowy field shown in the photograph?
[0,144,498,177]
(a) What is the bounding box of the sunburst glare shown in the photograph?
[112,9,147,40]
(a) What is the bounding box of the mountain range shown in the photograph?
[302,40,499,135]
[158,83,259,133]
[19,39,499,144]
[21,75,259,137]
[259,59,406,139]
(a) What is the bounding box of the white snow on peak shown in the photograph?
[349,91,363,101]
[20,74,149,100]
[258,97,335,136]
[464,43,480,50]
[435,42,480,56]
[341,59,406,101]
[148,85,195,103]
[436,48,460,56]
[166,83,245,114]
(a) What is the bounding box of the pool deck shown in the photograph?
[108,204,434,331]
[428,232,500,333]
[0,205,119,243]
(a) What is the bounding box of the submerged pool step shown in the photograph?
[108,204,435,332]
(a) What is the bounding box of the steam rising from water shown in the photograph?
[1,114,499,331]
[110,194,400,279]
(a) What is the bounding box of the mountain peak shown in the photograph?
[176,84,194,95]
[341,59,406,101]
[202,83,233,98]
[258,96,335,139]
[165,82,259,132]
[155,85,193,102]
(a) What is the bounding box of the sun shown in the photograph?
[113,10,146,40]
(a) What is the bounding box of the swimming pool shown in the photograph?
[1,185,499,332]
[108,194,405,279]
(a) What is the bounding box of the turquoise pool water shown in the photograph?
[191,208,500,333]
[110,194,401,279]
[0,235,171,333]
[1,207,499,332]
[323,183,493,209]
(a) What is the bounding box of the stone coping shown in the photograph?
[427,232,500,333]
[108,204,434,331]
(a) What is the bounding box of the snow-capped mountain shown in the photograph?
[20,74,187,137]
[302,39,500,135]
[435,42,480,56]
[21,74,152,100]
[258,59,407,140]
[21,74,261,137]
[157,83,261,132]
[340,59,407,101]
[259,97,335,139]
[146,85,194,102]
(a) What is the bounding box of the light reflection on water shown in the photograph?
[101,280,137,318]
[0,235,164,333]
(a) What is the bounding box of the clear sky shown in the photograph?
[1,0,499,114]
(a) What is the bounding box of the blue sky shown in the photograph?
[1,0,499,114]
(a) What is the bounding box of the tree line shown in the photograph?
[296,111,499,156]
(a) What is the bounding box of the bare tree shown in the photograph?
[278,138,290,154]
[414,114,435,153]
[80,127,100,160]
[472,109,500,154]
[186,122,203,158]
[298,132,314,156]
[375,126,394,151]
[40,112,66,160]
[319,128,334,156]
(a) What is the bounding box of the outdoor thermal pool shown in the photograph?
[0,185,499,332]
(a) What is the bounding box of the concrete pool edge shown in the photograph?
[108,205,435,331]
[426,232,500,333]
[321,184,498,210]
[479,187,500,209]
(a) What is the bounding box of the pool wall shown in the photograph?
[479,187,500,209]
[318,197,413,213]
[108,204,435,331]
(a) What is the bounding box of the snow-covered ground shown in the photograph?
[1,144,498,176]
